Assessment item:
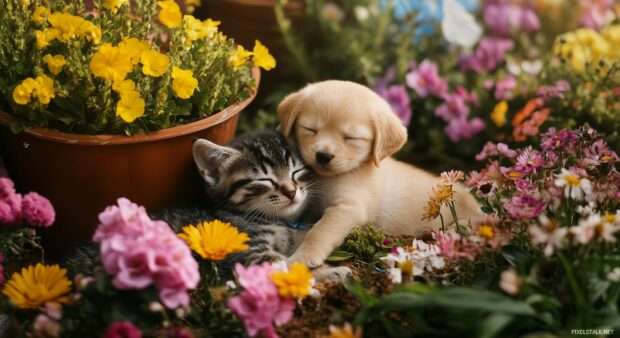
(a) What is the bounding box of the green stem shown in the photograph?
[439,212,445,233]
[557,251,585,309]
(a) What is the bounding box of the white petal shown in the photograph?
[441,0,482,48]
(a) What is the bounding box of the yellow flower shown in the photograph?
[119,38,152,65]
[230,45,253,69]
[140,50,169,77]
[12,78,37,105]
[32,6,50,24]
[421,199,441,222]
[47,12,86,43]
[185,0,202,13]
[178,220,250,261]
[112,79,136,93]
[34,75,55,104]
[35,29,59,49]
[82,22,102,44]
[1,263,72,309]
[270,262,313,298]
[157,0,183,28]
[432,184,454,206]
[171,66,198,99]
[42,54,66,75]
[90,43,133,82]
[252,40,276,71]
[182,15,219,47]
[116,90,145,123]
[327,322,363,338]
[103,0,129,13]
[491,100,508,127]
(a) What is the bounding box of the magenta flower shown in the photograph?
[536,80,570,101]
[459,37,514,73]
[483,2,540,36]
[444,117,485,142]
[228,263,295,338]
[494,75,517,100]
[582,139,619,166]
[0,177,22,224]
[500,166,528,181]
[165,327,194,338]
[503,195,547,219]
[21,192,55,228]
[515,147,544,174]
[541,128,580,153]
[380,85,412,126]
[579,0,614,30]
[104,321,142,338]
[94,198,200,309]
[405,60,448,98]
[475,142,517,161]
[435,93,469,121]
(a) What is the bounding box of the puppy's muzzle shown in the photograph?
[315,152,334,166]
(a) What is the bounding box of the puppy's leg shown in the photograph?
[288,203,366,268]
[312,265,352,282]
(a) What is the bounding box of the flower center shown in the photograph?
[564,175,581,186]
[508,171,522,178]
[477,225,495,239]
[398,260,414,278]
[602,155,612,161]
[604,214,616,223]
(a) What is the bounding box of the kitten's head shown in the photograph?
[193,130,314,220]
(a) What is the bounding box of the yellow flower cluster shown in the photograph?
[42,54,66,75]
[231,40,277,71]
[270,262,314,298]
[112,79,145,123]
[12,75,55,105]
[183,16,220,48]
[34,10,101,49]
[421,171,464,222]
[553,25,620,73]
[172,67,198,99]
[103,0,129,13]
[179,220,250,261]
[491,100,508,127]
[2,263,72,309]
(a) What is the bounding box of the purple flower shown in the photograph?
[104,321,142,338]
[94,198,200,309]
[515,147,544,174]
[483,2,540,36]
[377,85,412,127]
[503,195,547,219]
[579,0,614,30]
[515,180,537,194]
[536,80,571,100]
[444,117,485,142]
[228,263,295,338]
[0,177,22,224]
[494,75,517,100]
[459,37,514,73]
[435,93,469,121]
[21,192,55,228]
[541,128,580,153]
[583,139,619,166]
[475,142,517,161]
[500,166,528,181]
[406,60,448,98]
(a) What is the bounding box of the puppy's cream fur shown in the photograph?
[278,80,480,267]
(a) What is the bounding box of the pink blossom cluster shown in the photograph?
[0,177,55,228]
[579,0,616,30]
[228,263,296,338]
[374,66,412,127]
[436,214,510,261]
[103,321,142,338]
[93,198,200,309]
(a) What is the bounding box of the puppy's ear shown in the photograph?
[371,111,408,166]
[277,90,303,137]
[193,139,241,185]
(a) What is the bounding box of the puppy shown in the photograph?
[278,80,480,267]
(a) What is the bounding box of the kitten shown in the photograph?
[64,130,350,280]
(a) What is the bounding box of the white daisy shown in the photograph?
[554,168,592,201]
[529,215,568,257]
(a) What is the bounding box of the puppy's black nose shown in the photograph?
[315,152,334,166]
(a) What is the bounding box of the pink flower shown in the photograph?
[444,117,485,142]
[494,75,517,100]
[435,230,479,261]
[536,80,570,101]
[0,177,22,224]
[541,128,580,153]
[579,0,614,30]
[374,67,412,127]
[483,2,540,36]
[499,268,523,295]
[104,321,142,338]
[21,192,55,228]
[435,92,469,121]
[165,327,194,338]
[459,37,514,73]
[94,198,200,309]
[515,147,544,174]
[475,142,517,161]
[32,314,61,338]
[228,263,296,338]
[503,195,547,219]
[405,60,448,98]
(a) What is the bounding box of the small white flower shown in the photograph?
[571,213,619,244]
[499,268,523,295]
[149,301,164,312]
[576,201,596,216]
[354,6,369,22]
[441,0,482,48]
[554,168,592,201]
[321,3,345,23]
[608,267,620,283]
[271,260,289,272]
[225,280,237,290]
[529,215,567,257]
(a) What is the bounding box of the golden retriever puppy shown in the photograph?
[278,80,480,267]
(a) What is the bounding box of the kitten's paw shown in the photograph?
[287,252,323,268]
[313,266,352,282]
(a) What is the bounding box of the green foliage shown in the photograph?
[327,224,386,264]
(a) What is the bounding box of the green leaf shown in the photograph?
[344,279,376,306]
[10,120,23,134]
[326,250,354,262]
[478,313,513,338]
[502,245,533,272]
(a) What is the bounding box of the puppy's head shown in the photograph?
[277,80,407,176]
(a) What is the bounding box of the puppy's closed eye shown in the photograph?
[301,126,317,135]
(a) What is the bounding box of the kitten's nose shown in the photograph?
[280,182,296,201]
[315,152,334,166]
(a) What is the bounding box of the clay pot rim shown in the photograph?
[0,67,260,146]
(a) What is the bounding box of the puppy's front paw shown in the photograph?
[313,266,352,282]
[287,252,324,268]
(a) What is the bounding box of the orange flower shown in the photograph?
[511,98,543,128]
[513,108,550,141]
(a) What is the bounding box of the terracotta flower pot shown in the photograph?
[0,68,260,258]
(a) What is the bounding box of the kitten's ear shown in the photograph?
[193,139,241,185]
